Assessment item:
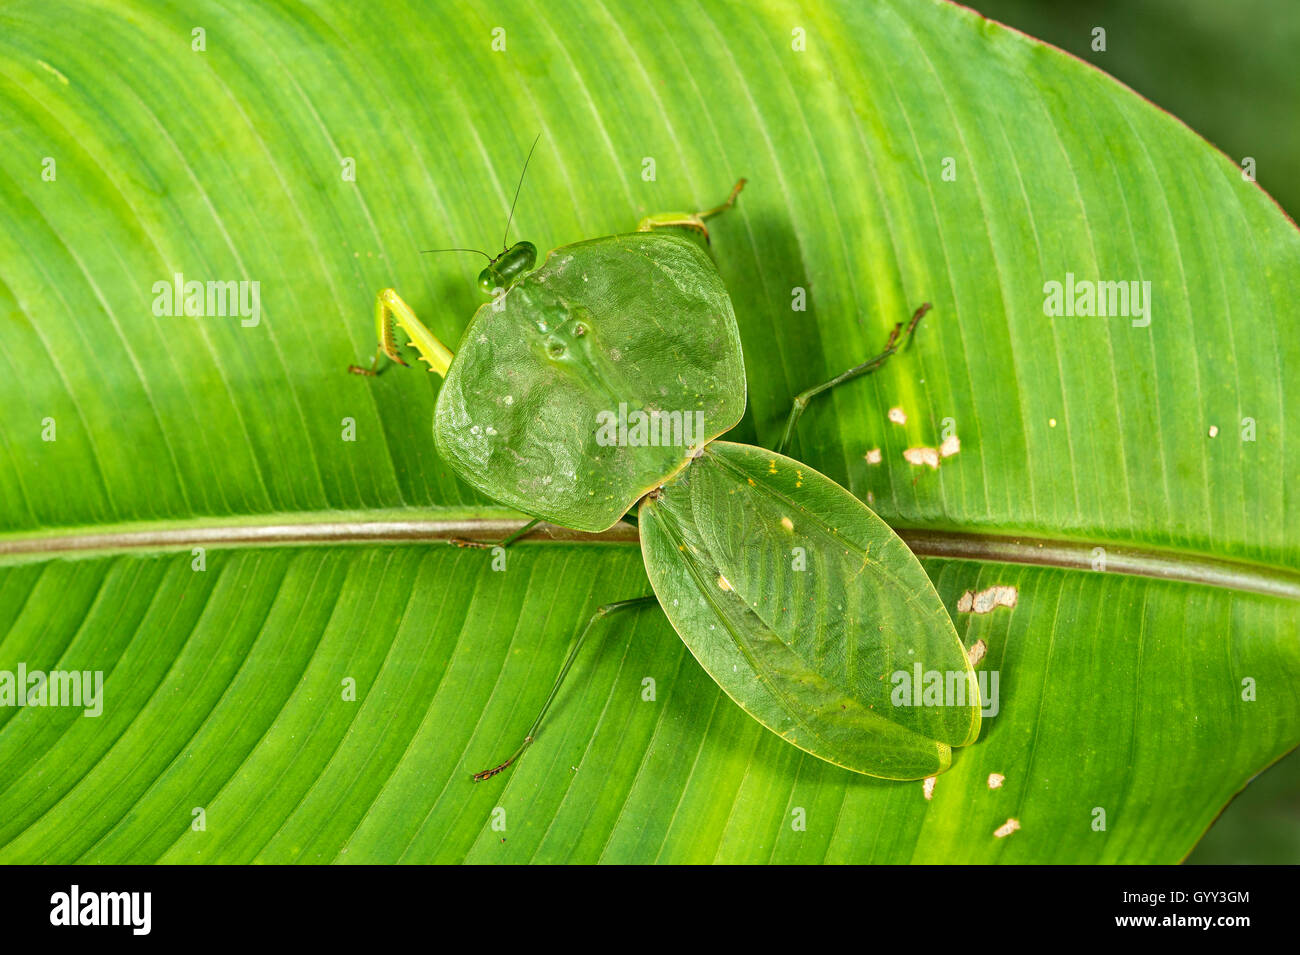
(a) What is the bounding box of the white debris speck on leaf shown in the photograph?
[504,395,514,405]
[939,434,961,458]
[923,776,936,801]
[994,818,1020,839]
[888,407,907,425]
[903,446,940,469]
[866,490,875,504]
[988,773,1005,790]
[1208,425,1219,437]
[957,585,1018,614]
[865,448,883,465]
[967,639,987,666]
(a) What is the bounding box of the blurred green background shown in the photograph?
[970,0,1300,220]
[970,0,1299,864]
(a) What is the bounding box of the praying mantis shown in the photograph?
[350,141,980,781]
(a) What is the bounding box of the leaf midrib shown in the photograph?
[1,509,1296,600]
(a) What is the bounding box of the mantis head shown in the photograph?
[477,240,537,295]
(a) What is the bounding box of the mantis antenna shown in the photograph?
[417,133,542,274]
[419,246,492,259]
[502,132,541,252]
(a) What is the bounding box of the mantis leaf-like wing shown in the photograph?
[639,441,980,779]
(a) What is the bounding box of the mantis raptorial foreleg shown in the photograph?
[348,287,454,378]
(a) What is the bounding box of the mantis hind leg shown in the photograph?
[637,178,746,244]
[348,287,454,378]
[472,595,659,781]
[776,302,931,457]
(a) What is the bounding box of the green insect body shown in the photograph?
[356,175,980,780]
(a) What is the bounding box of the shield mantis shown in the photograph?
[350,144,980,781]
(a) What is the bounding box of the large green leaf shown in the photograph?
[0,0,1295,862]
